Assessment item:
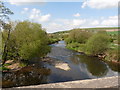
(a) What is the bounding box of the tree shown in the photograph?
[66,29,93,44]
[6,21,50,61]
[0,1,13,29]
[85,31,110,56]
[0,1,13,65]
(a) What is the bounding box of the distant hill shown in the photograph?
[53,27,119,34]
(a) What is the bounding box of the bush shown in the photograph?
[105,46,120,62]
[2,21,51,61]
[66,29,93,44]
[85,31,110,56]
[65,38,73,44]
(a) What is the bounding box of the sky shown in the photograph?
[3,0,119,33]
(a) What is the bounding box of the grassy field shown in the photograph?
[53,27,119,34]
[107,31,119,35]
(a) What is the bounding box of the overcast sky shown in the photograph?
[4,0,118,33]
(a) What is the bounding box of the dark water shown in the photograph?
[2,41,119,88]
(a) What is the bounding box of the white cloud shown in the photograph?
[8,0,45,5]
[81,1,87,8]
[45,18,88,33]
[40,14,51,22]
[44,19,73,33]
[73,19,86,26]
[21,8,29,14]
[91,20,99,25]
[44,15,118,33]
[101,15,118,26]
[29,8,41,19]
[28,8,51,22]
[81,0,119,9]
[46,22,62,33]
[24,8,29,11]
[19,6,118,33]
[73,13,80,17]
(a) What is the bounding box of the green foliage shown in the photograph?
[85,31,110,55]
[65,29,93,44]
[65,28,119,62]
[2,21,50,61]
[0,66,9,71]
[65,29,93,53]
[105,46,120,62]
[3,63,11,66]
[48,32,66,44]
[66,42,80,49]
[20,62,27,67]
[0,1,13,29]
[48,38,59,44]
[65,38,72,44]
[66,43,86,52]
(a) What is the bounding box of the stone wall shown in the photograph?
[13,76,119,89]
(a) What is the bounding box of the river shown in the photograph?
[2,41,120,88]
[45,41,119,83]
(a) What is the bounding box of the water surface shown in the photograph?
[45,41,119,83]
[2,41,119,88]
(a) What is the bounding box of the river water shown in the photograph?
[2,41,120,88]
[45,41,119,83]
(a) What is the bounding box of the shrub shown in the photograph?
[105,46,120,62]
[66,29,93,44]
[2,21,51,61]
[85,31,110,56]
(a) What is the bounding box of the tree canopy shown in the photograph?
[2,21,51,62]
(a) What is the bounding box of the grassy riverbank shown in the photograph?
[64,29,119,63]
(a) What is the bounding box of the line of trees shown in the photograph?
[65,29,119,62]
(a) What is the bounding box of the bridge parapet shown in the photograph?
[13,76,119,89]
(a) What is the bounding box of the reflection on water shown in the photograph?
[2,41,119,88]
[2,65,51,88]
[46,41,119,83]
[77,55,108,77]
[107,62,120,72]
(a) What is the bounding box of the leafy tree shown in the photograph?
[0,1,13,29]
[0,1,13,65]
[66,29,93,44]
[6,21,51,61]
[85,31,110,56]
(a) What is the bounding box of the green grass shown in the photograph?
[0,66,10,71]
[66,43,86,52]
[3,63,11,66]
[107,31,119,35]
[110,43,116,48]
[20,62,27,67]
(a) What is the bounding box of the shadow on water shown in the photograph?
[76,55,108,77]
[107,62,120,72]
[2,65,51,88]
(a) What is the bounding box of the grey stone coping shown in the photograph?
[13,76,119,89]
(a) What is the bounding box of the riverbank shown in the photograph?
[2,57,50,72]
[2,41,119,88]
[2,55,71,72]
[1,60,25,73]
[2,57,52,88]
[66,44,120,64]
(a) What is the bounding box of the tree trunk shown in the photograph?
[2,28,11,65]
